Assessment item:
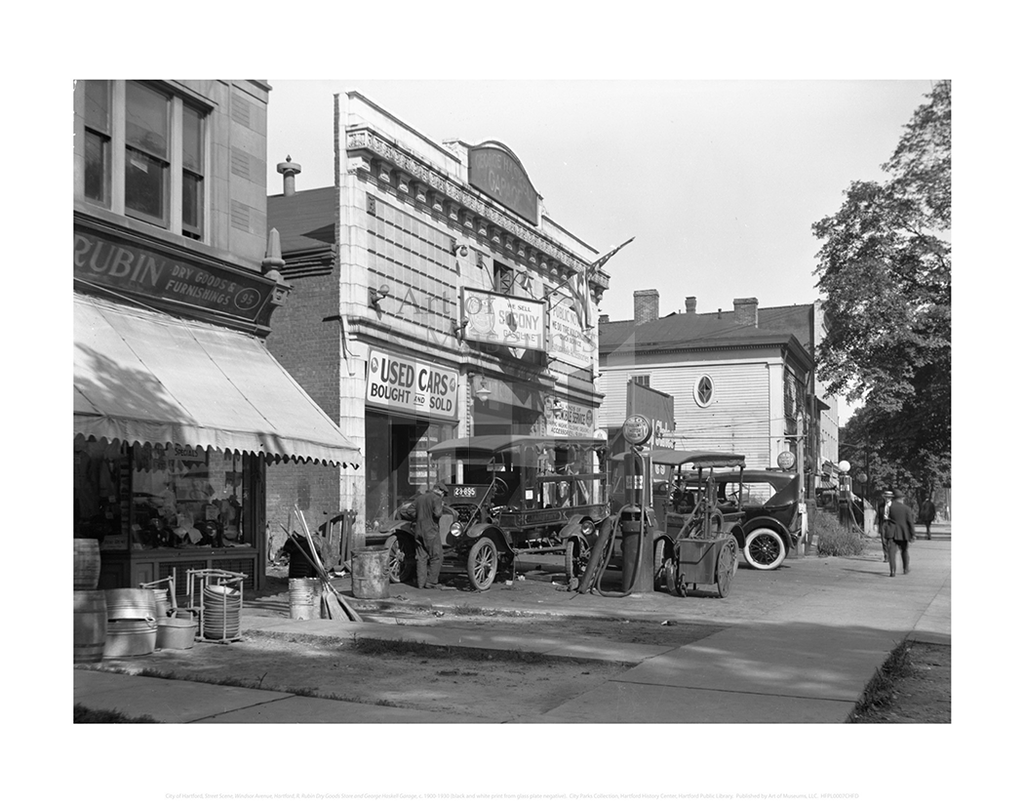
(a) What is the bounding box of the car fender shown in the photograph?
[364,519,415,548]
[650,529,672,560]
[558,513,599,540]
[463,522,514,555]
[741,516,793,550]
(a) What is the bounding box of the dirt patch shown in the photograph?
[97,631,635,722]
[346,603,722,647]
[848,641,951,723]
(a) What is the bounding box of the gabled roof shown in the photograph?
[600,304,815,359]
[268,186,336,255]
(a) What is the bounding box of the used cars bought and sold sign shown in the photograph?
[366,348,460,421]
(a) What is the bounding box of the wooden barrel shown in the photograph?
[73,591,107,662]
[352,548,390,599]
[73,538,101,590]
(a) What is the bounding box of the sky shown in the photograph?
[265,79,935,424]
[266,79,934,324]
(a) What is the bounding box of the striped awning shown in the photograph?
[74,294,360,466]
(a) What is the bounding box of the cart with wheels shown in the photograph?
[663,533,738,598]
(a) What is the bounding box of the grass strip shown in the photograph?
[846,638,916,722]
[74,704,159,723]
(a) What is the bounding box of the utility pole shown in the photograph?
[796,413,808,552]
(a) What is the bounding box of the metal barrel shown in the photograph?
[351,549,390,599]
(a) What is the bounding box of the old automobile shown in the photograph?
[368,434,609,591]
[663,468,801,570]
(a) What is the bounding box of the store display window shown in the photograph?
[130,444,248,550]
[74,438,128,547]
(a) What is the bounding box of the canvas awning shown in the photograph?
[74,294,361,466]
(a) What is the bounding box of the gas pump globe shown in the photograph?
[837,460,853,528]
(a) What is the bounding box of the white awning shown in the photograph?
[74,294,360,467]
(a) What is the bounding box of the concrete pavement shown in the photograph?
[74,534,951,723]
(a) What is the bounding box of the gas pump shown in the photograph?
[579,415,655,596]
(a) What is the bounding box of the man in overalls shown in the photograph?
[415,482,448,589]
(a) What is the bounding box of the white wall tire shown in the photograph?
[742,527,786,570]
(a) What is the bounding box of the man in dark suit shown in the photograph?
[882,490,916,576]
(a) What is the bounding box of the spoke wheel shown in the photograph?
[564,538,591,582]
[467,537,498,591]
[385,535,416,583]
[743,527,786,571]
[664,556,683,597]
[653,539,672,591]
[716,538,737,598]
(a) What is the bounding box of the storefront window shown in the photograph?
[130,444,246,550]
[74,438,127,546]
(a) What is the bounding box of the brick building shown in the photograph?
[265,91,609,545]
[73,80,359,593]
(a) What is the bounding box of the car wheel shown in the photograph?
[564,538,590,583]
[467,537,498,591]
[743,527,786,570]
[384,535,416,584]
[653,538,672,591]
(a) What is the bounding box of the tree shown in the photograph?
[813,81,951,495]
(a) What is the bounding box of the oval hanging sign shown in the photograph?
[777,451,796,470]
[622,415,652,446]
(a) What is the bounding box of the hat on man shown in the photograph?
[433,481,449,495]
[882,490,894,498]
[893,490,904,499]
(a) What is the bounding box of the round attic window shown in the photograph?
[694,375,715,408]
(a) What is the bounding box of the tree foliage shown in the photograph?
[815,81,951,493]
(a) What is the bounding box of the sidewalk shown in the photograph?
[74,535,951,723]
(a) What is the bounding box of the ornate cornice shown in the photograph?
[346,127,610,293]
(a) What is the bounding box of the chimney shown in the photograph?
[734,297,759,327]
[598,314,610,325]
[277,155,302,197]
[634,289,660,325]
[685,296,697,314]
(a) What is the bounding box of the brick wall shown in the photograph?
[265,270,346,555]
[634,289,660,324]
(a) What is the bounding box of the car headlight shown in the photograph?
[449,521,463,537]
[581,520,595,536]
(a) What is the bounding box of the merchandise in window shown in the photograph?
[74,439,126,544]
[131,445,247,551]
